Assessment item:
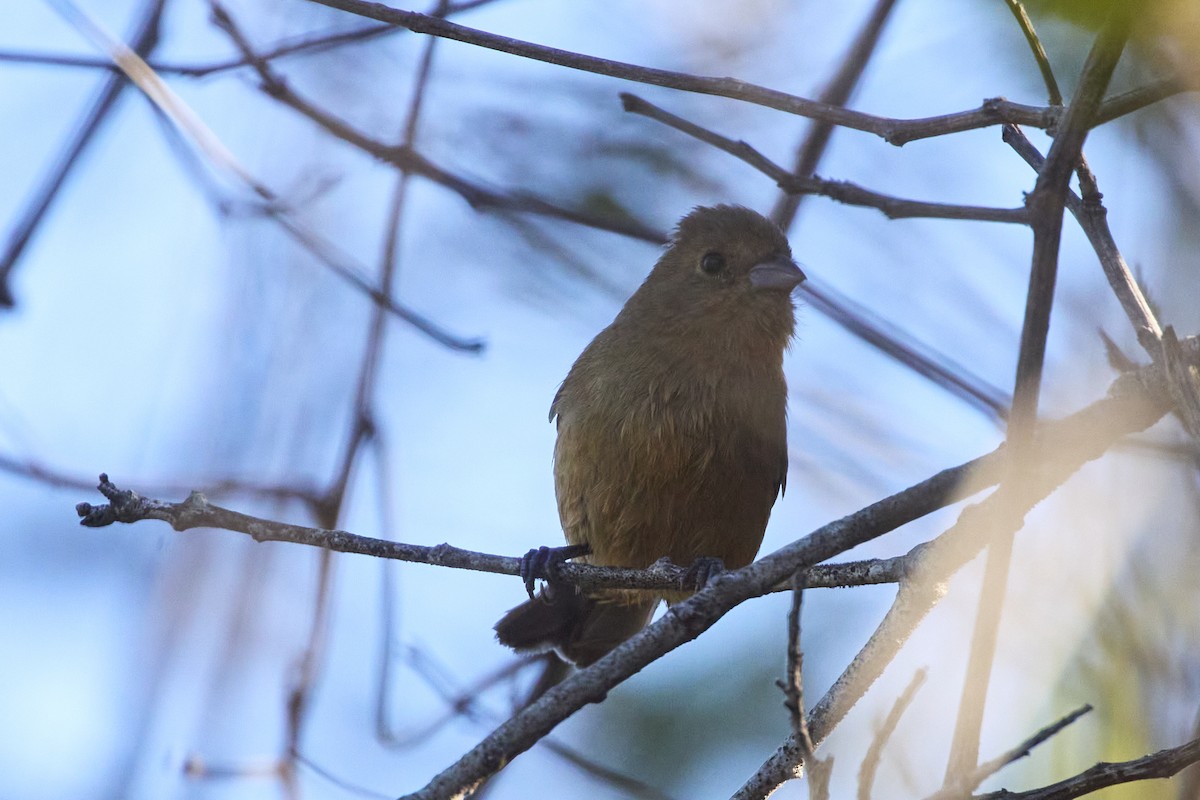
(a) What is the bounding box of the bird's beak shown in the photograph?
[749,256,806,292]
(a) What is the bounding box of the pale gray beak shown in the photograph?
[749,256,806,292]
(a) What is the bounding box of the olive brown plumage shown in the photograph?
[495,205,805,667]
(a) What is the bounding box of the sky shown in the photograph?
[1,1,1198,799]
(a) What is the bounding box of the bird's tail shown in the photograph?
[494,587,658,667]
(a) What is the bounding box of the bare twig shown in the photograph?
[73,472,910,593]
[978,735,1200,800]
[781,572,815,753]
[927,705,1092,799]
[1002,124,1163,355]
[619,93,1029,225]
[857,669,928,800]
[946,6,1133,781]
[1004,0,1063,106]
[0,23,398,76]
[777,571,832,799]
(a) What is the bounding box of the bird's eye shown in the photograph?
[700,252,725,275]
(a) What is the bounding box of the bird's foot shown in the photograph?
[519,543,591,599]
[683,556,726,591]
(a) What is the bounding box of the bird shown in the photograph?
[494,204,804,669]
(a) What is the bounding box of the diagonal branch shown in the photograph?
[857,669,928,800]
[926,705,1092,799]
[1002,124,1162,355]
[619,93,1029,225]
[977,735,1200,800]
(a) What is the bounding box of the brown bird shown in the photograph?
[495,205,804,668]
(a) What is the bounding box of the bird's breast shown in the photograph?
[553,358,786,574]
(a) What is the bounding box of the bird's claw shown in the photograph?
[683,556,726,590]
[519,543,590,599]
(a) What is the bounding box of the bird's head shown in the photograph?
[624,205,806,350]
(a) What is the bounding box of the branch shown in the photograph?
[74,473,905,593]
[1004,0,1063,106]
[303,0,1061,145]
[926,705,1092,800]
[1002,124,1163,355]
[979,736,1200,800]
[0,23,397,76]
[619,93,1030,225]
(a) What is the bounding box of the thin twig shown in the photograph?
[777,570,832,800]
[1001,124,1162,355]
[781,571,816,754]
[803,282,1011,422]
[857,668,928,800]
[926,705,1092,799]
[0,23,396,76]
[978,735,1200,800]
[619,93,1029,225]
[1004,0,1063,106]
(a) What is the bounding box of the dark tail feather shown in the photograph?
[494,587,658,667]
[494,585,588,653]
